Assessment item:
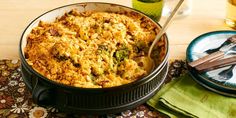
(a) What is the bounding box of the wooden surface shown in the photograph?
[0,0,233,59]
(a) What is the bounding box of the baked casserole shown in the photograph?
[24,10,165,88]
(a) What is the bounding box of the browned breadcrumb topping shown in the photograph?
[24,10,165,88]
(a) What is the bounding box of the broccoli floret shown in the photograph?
[114,47,129,62]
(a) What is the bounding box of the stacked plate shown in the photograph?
[186,30,236,97]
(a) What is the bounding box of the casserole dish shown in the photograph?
[19,2,169,114]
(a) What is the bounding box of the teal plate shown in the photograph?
[186,30,236,95]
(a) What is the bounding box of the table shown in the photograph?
[0,0,233,59]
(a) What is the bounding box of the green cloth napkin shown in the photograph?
[147,73,236,118]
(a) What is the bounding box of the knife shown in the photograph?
[188,43,236,67]
[195,56,236,72]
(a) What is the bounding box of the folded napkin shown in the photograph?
[147,73,236,118]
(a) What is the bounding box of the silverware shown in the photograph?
[218,65,235,80]
[205,35,236,54]
[195,56,236,72]
[147,0,185,71]
[226,45,236,55]
[189,40,236,67]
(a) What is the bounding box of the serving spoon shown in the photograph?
[148,0,185,71]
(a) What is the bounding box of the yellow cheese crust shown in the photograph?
[25,10,164,88]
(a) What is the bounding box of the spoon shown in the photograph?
[205,35,236,54]
[205,40,232,54]
[148,0,185,70]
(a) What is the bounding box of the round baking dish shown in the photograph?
[19,2,169,114]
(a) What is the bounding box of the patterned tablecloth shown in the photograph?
[0,59,185,118]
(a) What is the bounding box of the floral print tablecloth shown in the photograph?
[0,59,184,118]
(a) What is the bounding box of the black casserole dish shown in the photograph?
[19,2,169,114]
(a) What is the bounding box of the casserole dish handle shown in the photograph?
[32,77,53,106]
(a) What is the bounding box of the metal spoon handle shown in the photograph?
[148,0,185,57]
